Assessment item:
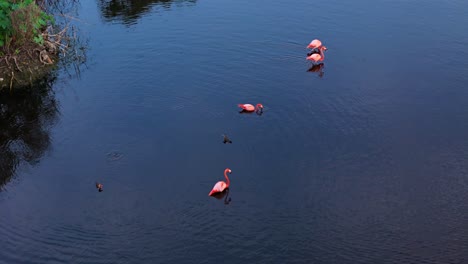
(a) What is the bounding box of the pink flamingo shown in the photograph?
[307,39,322,49]
[208,168,232,196]
[238,103,263,113]
[306,46,327,63]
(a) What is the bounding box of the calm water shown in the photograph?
[2,0,468,263]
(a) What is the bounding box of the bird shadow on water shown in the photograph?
[211,189,232,205]
[238,110,263,116]
[307,63,325,78]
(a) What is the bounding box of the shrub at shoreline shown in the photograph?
[0,0,83,89]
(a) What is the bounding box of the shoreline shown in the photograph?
[0,1,81,90]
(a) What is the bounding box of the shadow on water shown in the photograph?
[98,0,197,25]
[239,109,264,116]
[0,1,84,189]
[307,63,325,78]
[0,75,59,189]
[211,189,232,205]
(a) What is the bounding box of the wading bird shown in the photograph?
[208,168,232,196]
[307,46,327,63]
[238,103,263,114]
[96,182,103,192]
[307,39,322,49]
[223,134,232,144]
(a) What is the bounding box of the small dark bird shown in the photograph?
[96,182,103,192]
[222,134,232,144]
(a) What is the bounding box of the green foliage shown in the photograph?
[0,0,53,47]
[0,2,12,46]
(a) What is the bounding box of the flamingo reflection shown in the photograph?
[307,63,325,78]
[210,188,232,205]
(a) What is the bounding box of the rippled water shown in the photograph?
[2,0,468,263]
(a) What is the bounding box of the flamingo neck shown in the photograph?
[224,170,230,187]
[319,47,325,61]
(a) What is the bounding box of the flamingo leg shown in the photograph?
[224,189,231,205]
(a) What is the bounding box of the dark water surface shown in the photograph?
[2,0,468,263]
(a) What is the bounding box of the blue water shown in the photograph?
[1,0,468,263]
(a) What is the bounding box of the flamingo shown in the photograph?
[238,103,263,113]
[307,46,327,63]
[208,168,232,196]
[307,39,322,49]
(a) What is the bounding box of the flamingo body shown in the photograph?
[307,53,324,62]
[306,46,327,63]
[307,39,322,49]
[238,103,263,112]
[209,168,232,196]
[209,181,228,196]
[238,104,255,112]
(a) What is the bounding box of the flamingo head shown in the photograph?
[256,103,264,110]
[322,46,328,51]
[307,39,322,49]
[225,168,232,174]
